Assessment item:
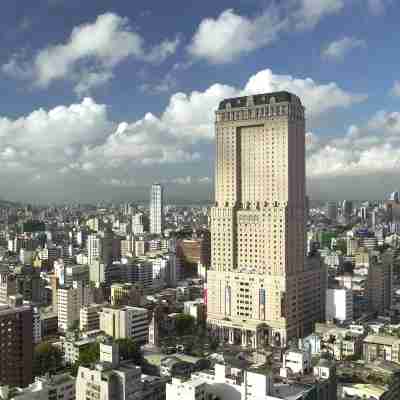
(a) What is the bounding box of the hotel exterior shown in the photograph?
[206,92,325,348]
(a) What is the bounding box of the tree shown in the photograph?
[175,314,196,336]
[78,342,100,366]
[116,338,142,364]
[70,342,100,376]
[33,342,63,377]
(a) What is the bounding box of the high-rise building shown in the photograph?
[0,272,16,304]
[326,202,338,221]
[87,234,101,265]
[80,304,102,332]
[57,281,93,332]
[367,251,393,314]
[207,92,325,348]
[0,303,33,387]
[326,288,353,324]
[132,212,148,235]
[150,183,164,235]
[342,200,353,224]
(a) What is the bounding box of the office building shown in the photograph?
[76,342,165,400]
[326,202,338,221]
[121,234,135,257]
[80,304,102,332]
[33,306,42,344]
[132,213,148,235]
[89,259,106,285]
[0,303,33,387]
[7,373,75,400]
[99,306,149,343]
[64,264,90,287]
[0,272,16,304]
[87,234,101,265]
[150,183,163,235]
[367,251,393,314]
[207,92,325,348]
[110,283,143,306]
[166,359,336,400]
[342,200,353,224]
[57,282,93,332]
[325,288,353,324]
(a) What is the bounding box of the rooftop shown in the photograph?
[218,91,300,111]
[364,335,400,346]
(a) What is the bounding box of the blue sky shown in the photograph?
[0,0,399,203]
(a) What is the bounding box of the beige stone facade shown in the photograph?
[207,92,324,348]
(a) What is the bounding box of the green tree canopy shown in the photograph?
[78,342,100,366]
[116,338,142,364]
[33,342,63,377]
[175,314,196,336]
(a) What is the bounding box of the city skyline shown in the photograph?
[0,1,399,202]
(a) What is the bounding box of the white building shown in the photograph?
[99,306,149,343]
[166,363,273,400]
[132,213,146,235]
[33,307,42,344]
[76,342,165,400]
[89,259,106,285]
[6,373,75,400]
[150,183,163,235]
[184,299,205,321]
[80,304,102,332]
[61,336,97,365]
[326,288,353,324]
[281,349,312,376]
[57,282,93,332]
[87,234,101,265]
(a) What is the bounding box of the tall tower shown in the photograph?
[207,92,324,348]
[150,183,164,235]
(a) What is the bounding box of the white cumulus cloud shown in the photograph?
[2,13,179,93]
[293,0,344,29]
[187,8,285,64]
[322,36,366,61]
[188,1,346,63]
[0,68,371,201]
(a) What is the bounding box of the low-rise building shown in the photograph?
[363,335,400,364]
[166,359,337,400]
[99,305,149,343]
[183,299,205,322]
[6,373,75,400]
[314,323,364,361]
[76,342,165,400]
[61,335,97,365]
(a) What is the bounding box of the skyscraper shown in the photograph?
[207,92,325,348]
[326,201,338,221]
[150,183,163,235]
[342,200,353,224]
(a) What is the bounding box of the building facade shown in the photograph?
[325,288,353,324]
[100,306,149,343]
[0,304,33,387]
[207,92,324,348]
[150,184,164,235]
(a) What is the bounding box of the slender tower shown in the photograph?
[150,183,164,235]
[207,92,324,348]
